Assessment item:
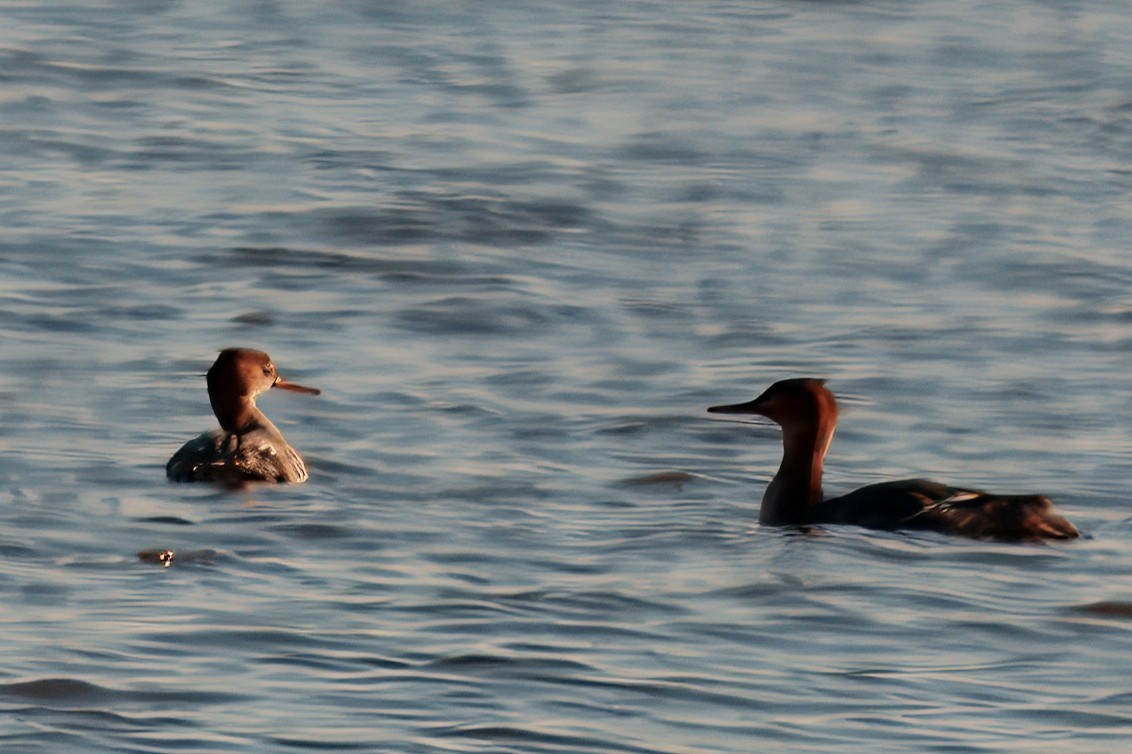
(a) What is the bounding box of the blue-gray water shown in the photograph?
[3,1,1132,751]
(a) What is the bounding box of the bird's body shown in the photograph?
[167,348,320,484]
[167,423,310,484]
[709,378,1078,542]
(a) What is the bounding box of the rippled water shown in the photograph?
[3,1,1132,751]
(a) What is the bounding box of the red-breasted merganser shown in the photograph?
[166,348,321,484]
[708,378,1079,541]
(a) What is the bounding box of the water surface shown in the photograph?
[2,1,1132,751]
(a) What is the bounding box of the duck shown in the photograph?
[167,348,321,484]
[708,378,1079,541]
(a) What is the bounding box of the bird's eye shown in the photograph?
[263,366,273,377]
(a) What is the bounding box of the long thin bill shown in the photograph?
[706,399,762,414]
[274,378,322,396]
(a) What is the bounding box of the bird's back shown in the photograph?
[815,479,1079,541]
[166,428,309,484]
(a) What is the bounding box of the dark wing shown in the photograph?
[816,479,1079,541]
[166,430,231,482]
[230,432,309,484]
[166,430,308,484]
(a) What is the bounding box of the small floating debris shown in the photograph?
[136,548,218,568]
[620,471,699,489]
[136,516,194,526]
[231,310,274,325]
[1078,601,1132,618]
[138,549,175,568]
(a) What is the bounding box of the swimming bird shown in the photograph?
[167,348,321,484]
[708,378,1079,541]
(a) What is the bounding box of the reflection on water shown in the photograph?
[2,1,1132,751]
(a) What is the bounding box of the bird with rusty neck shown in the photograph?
[709,378,1079,542]
[167,348,321,484]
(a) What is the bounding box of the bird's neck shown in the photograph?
[760,420,834,525]
[212,394,269,436]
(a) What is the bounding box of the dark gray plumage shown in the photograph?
[709,378,1078,542]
